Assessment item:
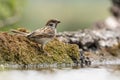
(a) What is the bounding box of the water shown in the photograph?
[0,68,120,80]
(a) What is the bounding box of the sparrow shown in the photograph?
[12,19,61,56]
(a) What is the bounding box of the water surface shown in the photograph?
[0,67,120,80]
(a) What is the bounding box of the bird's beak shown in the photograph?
[57,21,61,23]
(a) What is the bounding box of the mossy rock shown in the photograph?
[105,44,120,57]
[0,32,80,64]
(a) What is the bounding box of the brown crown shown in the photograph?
[46,19,60,26]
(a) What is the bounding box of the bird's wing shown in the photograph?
[11,29,28,36]
[27,27,55,38]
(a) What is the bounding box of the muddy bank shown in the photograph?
[0,32,79,65]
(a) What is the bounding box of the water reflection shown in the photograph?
[0,68,120,80]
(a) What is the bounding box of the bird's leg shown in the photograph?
[37,44,43,51]
[42,44,51,56]
[40,44,44,52]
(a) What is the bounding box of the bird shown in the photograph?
[11,19,61,56]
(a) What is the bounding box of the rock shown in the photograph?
[0,32,80,65]
[57,25,120,49]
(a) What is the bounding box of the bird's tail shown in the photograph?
[11,29,29,36]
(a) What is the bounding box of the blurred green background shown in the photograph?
[0,0,111,32]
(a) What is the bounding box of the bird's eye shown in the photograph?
[49,24,53,26]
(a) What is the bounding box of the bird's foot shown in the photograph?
[43,52,52,57]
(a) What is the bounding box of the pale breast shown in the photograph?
[34,37,53,45]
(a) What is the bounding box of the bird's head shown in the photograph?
[45,19,61,28]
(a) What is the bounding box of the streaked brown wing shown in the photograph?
[27,27,55,38]
[31,33,54,38]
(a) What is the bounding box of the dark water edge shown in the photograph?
[0,62,120,71]
[0,63,82,70]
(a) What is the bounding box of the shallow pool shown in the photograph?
[0,67,120,80]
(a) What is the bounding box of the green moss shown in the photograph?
[0,32,79,65]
